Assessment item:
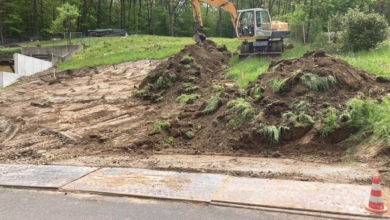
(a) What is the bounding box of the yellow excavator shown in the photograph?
[190,0,290,58]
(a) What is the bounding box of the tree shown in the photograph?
[51,3,80,44]
[163,0,181,36]
[341,8,388,52]
[0,0,22,45]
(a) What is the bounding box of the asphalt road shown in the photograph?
[0,188,329,220]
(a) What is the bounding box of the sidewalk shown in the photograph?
[0,164,389,219]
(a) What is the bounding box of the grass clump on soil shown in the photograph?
[253,124,289,144]
[151,121,170,133]
[301,73,338,92]
[161,137,175,145]
[298,113,316,125]
[268,78,290,94]
[181,54,195,64]
[212,84,224,92]
[345,96,390,145]
[282,111,315,125]
[185,131,195,139]
[203,94,221,114]
[320,107,340,137]
[134,83,153,98]
[292,100,311,111]
[175,94,200,105]
[227,98,255,125]
[184,86,199,93]
[249,86,261,100]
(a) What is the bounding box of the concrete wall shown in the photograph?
[21,45,84,64]
[0,54,53,88]
[0,72,20,88]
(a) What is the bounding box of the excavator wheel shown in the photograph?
[240,43,252,54]
[275,41,284,52]
[271,41,283,53]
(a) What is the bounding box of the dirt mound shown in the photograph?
[136,40,232,103]
[134,48,390,159]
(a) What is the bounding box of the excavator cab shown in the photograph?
[236,9,272,38]
[236,8,290,57]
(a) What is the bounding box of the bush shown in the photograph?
[341,9,388,52]
[0,48,21,56]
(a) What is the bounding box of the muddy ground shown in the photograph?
[1,40,390,188]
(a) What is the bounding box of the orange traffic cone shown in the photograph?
[366,174,388,214]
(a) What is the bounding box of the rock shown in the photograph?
[37,150,47,154]
[272,151,282,158]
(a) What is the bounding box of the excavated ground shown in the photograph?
[1,40,390,186]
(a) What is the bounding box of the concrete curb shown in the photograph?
[0,164,389,219]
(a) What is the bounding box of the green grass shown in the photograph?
[185,131,195,139]
[227,98,255,124]
[151,121,170,133]
[203,94,221,114]
[345,96,390,145]
[58,36,195,71]
[226,42,314,88]
[281,42,313,59]
[301,73,338,92]
[253,123,289,143]
[320,107,340,138]
[337,41,390,77]
[226,58,270,87]
[175,93,200,105]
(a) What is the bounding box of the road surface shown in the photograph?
[0,188,329,220]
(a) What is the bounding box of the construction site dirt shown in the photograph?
[1,40,390,190]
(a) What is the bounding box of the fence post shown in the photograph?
[302,24,306,44]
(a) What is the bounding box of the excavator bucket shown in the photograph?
[193,32,206,43]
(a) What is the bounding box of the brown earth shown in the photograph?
[0,40,390,186]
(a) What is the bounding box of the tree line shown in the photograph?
[0,0,389,45]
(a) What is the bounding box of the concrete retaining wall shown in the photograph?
[21,45,84,64]
[0,54,52,88]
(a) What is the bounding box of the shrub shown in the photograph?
[340,9,388,52]
[0,48,21,56]
[320,107,340,137]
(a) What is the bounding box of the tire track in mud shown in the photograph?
[0,60,163,164]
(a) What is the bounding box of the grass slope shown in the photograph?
[338,41,390,77]
[56,36,239,71]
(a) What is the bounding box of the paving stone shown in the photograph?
[63,168,227,202]
[212,177,389,217]
[0,164,97,188]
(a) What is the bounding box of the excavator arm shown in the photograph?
[191,0,238,42]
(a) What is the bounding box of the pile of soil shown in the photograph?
[134,45,390,159]
[2,39,389,165]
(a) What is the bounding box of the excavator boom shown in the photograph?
[191,0,237,42]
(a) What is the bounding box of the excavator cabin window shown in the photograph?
[238,11,255,37]
[256,11,271,30]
